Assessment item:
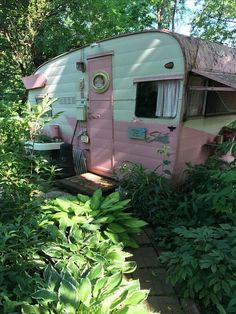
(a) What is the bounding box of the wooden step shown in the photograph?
[55,172,118,196]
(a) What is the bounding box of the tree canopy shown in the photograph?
[191,0,236,46]
[0,0,235,102]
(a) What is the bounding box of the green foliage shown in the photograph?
[0,0,189,102]
[154,159,236,247]
[29,264,149,313]
[182,160,236,221]
[115,144,236,313]
[117,162,175,224]
[160,224,236,314]
[0,189,150,313]
[0,99,59,216]
[191,0,236,46]
[43,189,148,248]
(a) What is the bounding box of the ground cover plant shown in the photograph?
[0,100,152,313]
[0,189,151,314]
[118,156,236,314]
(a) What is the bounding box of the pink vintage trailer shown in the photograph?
[23,30,236,182]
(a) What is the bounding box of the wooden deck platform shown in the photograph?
[55,172,118,195]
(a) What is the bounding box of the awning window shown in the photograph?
[187,71,236,117]
[22,74,47,90]
[191,69,236,90]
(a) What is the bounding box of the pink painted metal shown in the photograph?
[48,125,60,138]
[113,121,179,174]
[173,126,215,181]
[22,74,47,90]
[87,54,113,174]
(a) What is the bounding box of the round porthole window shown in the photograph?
[91,71,110,93]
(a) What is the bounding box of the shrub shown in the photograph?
[160,224,236,314]
[117,162,175,224]
[154,159,236,248]
[0,99,59,216]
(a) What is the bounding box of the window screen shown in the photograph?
[187,74,236,117]
[135,80,180,118]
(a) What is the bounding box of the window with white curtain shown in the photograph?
[135,80,180,118]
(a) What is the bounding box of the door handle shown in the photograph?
[88,112,101,119]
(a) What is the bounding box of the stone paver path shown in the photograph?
[127,227,200,314]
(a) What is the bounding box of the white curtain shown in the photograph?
[155,80,180,117]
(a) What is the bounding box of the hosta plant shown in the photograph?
[21,263,150,314]
[43,189,148,248]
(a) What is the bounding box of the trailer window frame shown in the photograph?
[134,78,181,119]
[187,74,236,118]
[35,94,53,118]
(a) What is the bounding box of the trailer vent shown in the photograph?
[73,148,87,174]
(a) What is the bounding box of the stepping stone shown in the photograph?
[146,296,184,314]
[180,299,200,314]
[56,172,118,195]
[132,268,175,296]
[127,247,161,268]
[133,230,151,246]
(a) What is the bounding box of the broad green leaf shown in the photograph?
[58,278,79,309]
[32,289,57,302]
[90,189,103,210]
[116,304,150,314]
[121,219,147,229]
[62,270,80,289]
[88,263,104,280]
[122,261,137,273]
[71,216,88,224]
[101,297,111,314]
[52,212,69,220]
[103,230,119,243]
[43,264,54,284]
[78,277,92,306]
[110,289,129,310]
[82,223,100,231]
[69,254,86,267]
[93,277,108,298]
[21,304,41,314]
[54,198,71,212]
[101,192,120,209]
[123,279,140,293]
[108,223,126,233]
[43,246,64,259]
[119,234,139,248]
[216,303,227,314]
[67,260,81,278]
[69,202,89,215]
[107,250,125,262]
[124,290,149,305]
[77,194,90,203]
[106,272,123,294]
[102,200,131,212]
[59,215,73,229]
[94,215,115,224]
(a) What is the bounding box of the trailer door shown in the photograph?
[87,53,113,175]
